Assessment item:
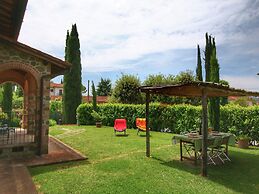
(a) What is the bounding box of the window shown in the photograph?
[59,89,63,96]
[50,89,54,92]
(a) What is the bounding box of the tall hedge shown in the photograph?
[77,103,259,141]
[77,103,201,133]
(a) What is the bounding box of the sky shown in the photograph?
[19,0,259,91]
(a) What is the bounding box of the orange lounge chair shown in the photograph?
[136,118,146,135]
[114,119,127,135]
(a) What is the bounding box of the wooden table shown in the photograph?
[172,133,235,164]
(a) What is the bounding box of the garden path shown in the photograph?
[0,159,37,194]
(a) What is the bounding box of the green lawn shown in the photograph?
[30,125,259,194]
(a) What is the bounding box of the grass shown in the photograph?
[30,125,259,194]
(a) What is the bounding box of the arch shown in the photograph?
[0,65,39,135]
[0,62,41,86]
[0,70,26,88]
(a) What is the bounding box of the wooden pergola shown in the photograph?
[140,82,259,177]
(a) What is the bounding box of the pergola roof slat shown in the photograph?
[140,82,259,97]
[0,0,28,40]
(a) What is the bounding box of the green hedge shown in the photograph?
[77,103,201,132]
[220,105,259,141]
[77,103,259,141]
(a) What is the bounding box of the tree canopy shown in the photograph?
[112,74,143,104]
[97,78,112,96]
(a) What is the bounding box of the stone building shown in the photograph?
[0,0,70,156]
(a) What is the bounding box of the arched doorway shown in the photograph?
[0,67,39,155]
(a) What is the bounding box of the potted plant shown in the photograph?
[237,134,250,149]
[91,110,104,128]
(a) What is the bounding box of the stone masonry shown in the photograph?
[0,40,51,155]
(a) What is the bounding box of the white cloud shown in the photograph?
[19,0,257,73]
[222,75,259,91]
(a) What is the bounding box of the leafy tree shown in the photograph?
[144,74,176,86]
[112,74,143,104]
[143,74,175,103]
[96,78,112,96]
[175,70,195,83]
[196,44,203,81]
[92,81,97,111]
[143,71,198,105]
[2,83,13,123]
[175,70,199,105]
[63,24,82,124]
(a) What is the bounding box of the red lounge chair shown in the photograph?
[114,119,127,135]
[136,118,146,135]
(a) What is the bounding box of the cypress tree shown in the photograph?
[2,83,13,124]
[205,33,212,82]
[209,38,220,131]
[210,49,219,83]
[65,30,69,61]
[92,81,97,111]
[63,24,82,124]
[196,44,203,81]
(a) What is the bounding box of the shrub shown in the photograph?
[220,105,259,141]
[10,116,20,127]
[77,103,259,142]
[50,100,62,122]
[77,103,95,125]
[0,112,7,125]
[91,110,105,122]
[49,119,57,126]
[12,96,23,109]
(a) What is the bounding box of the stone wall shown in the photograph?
[0,41,51,155]
[0,42,49,76]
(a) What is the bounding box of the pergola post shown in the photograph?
[201,89,208,177]
[146,92,150,157]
